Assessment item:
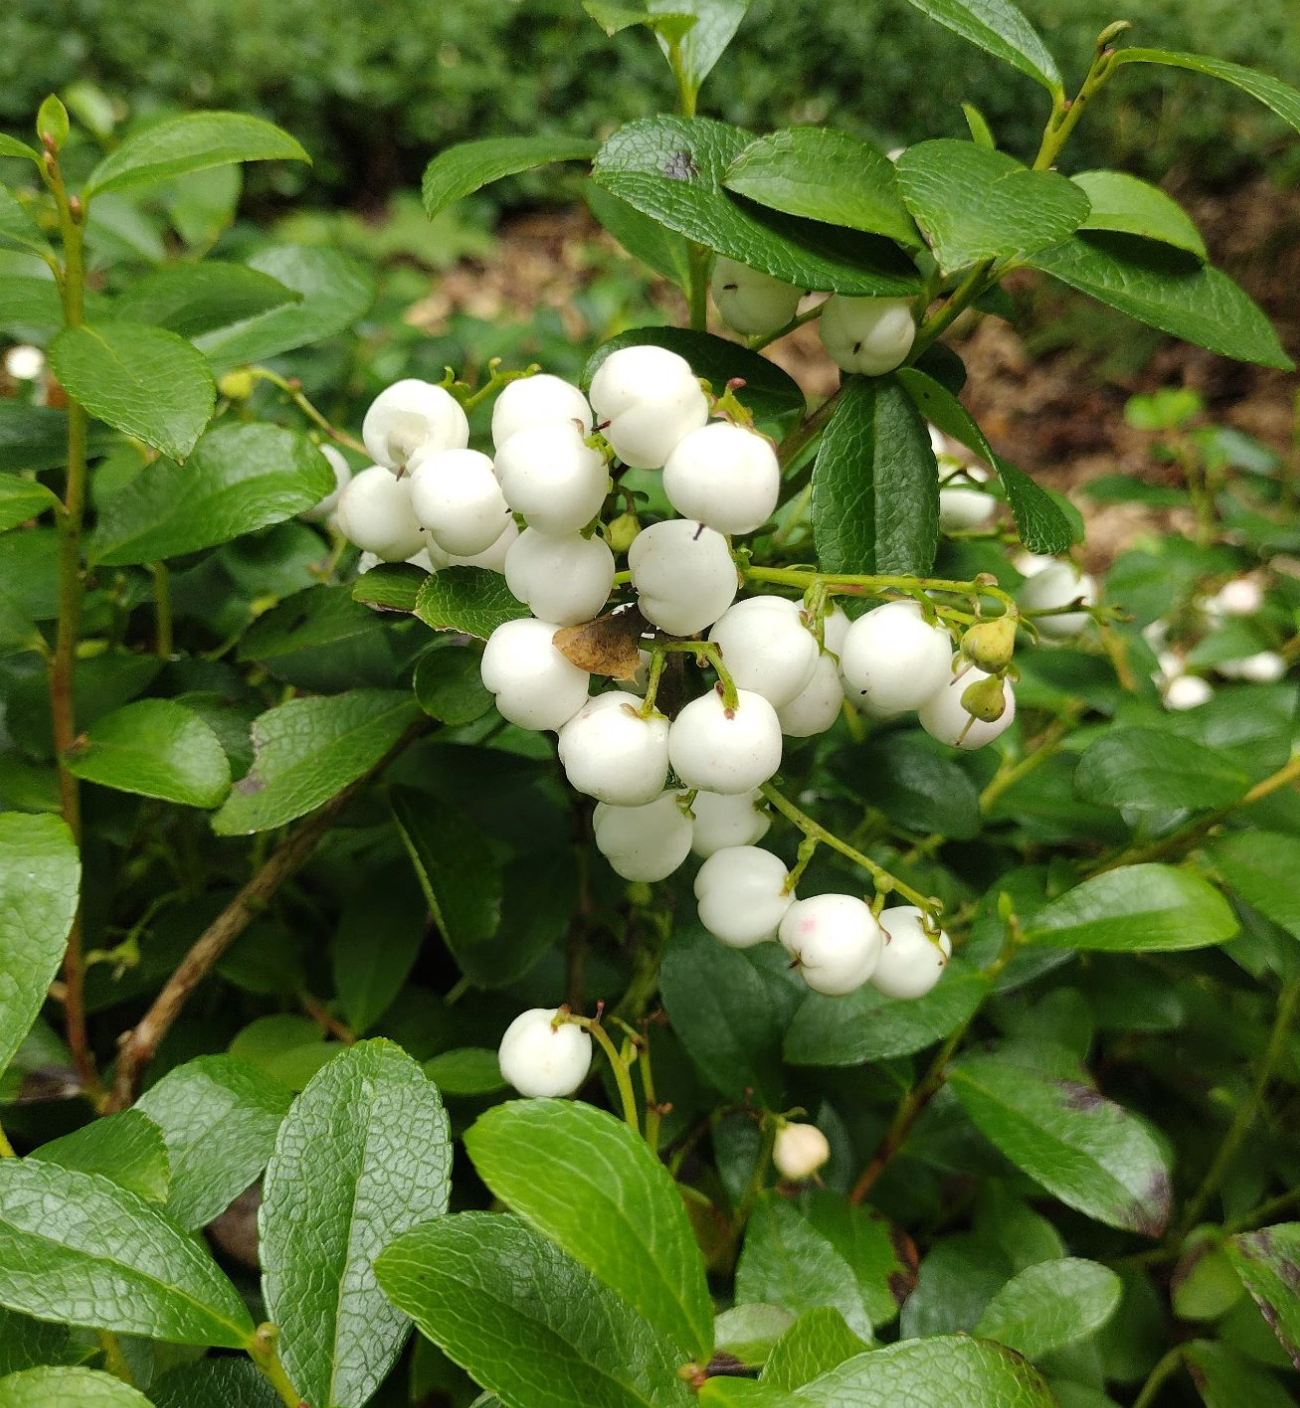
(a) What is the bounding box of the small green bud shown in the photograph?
[606,511,640,554]
[961,672,1008,723]
[961,615,1017,672]
[626,881,653,907]
[37,94,70,152]
[218,369,255,401]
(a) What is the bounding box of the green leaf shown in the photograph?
[421,136,597,218]
[1074,728,1249,812]
[583,1,695,38]
[135,1054,292,1230]
[414,646,494,725]
[700,1384,799,1408]
[194,245,375,371]
[973,1257,1121,1359]
[212,688,419,836]
[1208,831,1300,940]
[785,958,989,1066]
[0,479,60,534]
[895,141,1088,276]
[0,188,52,260]
[31,1112,170,1203]
[0,1309,72,1379]
[111,262,300,338]
[1023,864,1237,952]
[0,815,78,1083]
[948,1054,1172,1235]
[762,1308,866,1390]
[466,1099,714,1362]
[584,184,694,290]
[151,1358,282,1408]
[1224,1225,1300,1369]
[415,567,532,639]
[812,375,938,576]
[48,321,216,460]
[89,423,335,566]
[261,1041,452,1408]
[352,563,427,614]
[332,862,428,1035]
[800,1193,918,1329]
[713,1304,796,1368]
[376,1212,693,1408]
[0,1159,254,1345]
[723,128,921,247]
[237,584,387,673]
[0,137,40,164]
[1182,1340,1297,1408]
[583,327,805,423]
[795,1336,1057,1407]
[1112,48,1300,137]
[0,276,62,339]
[897,0,1062,95]
[62,699,231,808]
[1028,235,1293,371]
[85,111,308,197]
[0,404,118,474]
[650,0,751,93]
[0,1367,154,1408]
[1071,171,1206,259]
[592,117,920,295]
[422,1048,507,1096]
[832,734,980,840]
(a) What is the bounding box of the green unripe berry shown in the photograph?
[219,369,256,401]
[960,672,1008,723]
[960,615,1017,673]
[606,511,640,554]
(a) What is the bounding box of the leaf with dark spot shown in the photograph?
[1226,1224,1300,1369]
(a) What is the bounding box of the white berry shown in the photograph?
[335,466,426,561]
[1218,651,1287,683]
[425,519,519,573]
[504,528,615,626]
[773,1122,831,1180]
[690,789,770,858]
[301,444,352,524]
[492,374,593,448]
[4,344,44,382]
[588,345,709,469]
[668,687,783,795]
[839,600,952,717]
[498,1008,592,1098]
[918,667,1017,750]
[819,295,915,376]
[628,520,738,637]
[872,905,951,999]
[408,447,511,556]
[939,463,997,533]
[362,379,469,469]
[777,652,846,737]
[694,845,793,948]
[1164,675,1214,710]
[593,790,693,882]
[821,604,850,659]
[1018,560,1095,639]
[708,596,819,708]
[779,893,883,996]
[710,257,803,336]
[480,617,590,731]
[662,423,780,536]
[495,422,609,535]
[557,693,669,806]
[1206,578,1264,620]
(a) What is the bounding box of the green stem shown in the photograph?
[775,385,844,470]
[978,711,1079,813]
[151,563,173,658]
[1130,1346,1184,1408]
[247,1324,302,1408]
[909,259,997,361]
[1224,1184,1300,1234]
[247,366,368,456]
[748,300,825,351]
[576,1017,640,1136]
[744,564,1017,614]
[1031,31,1127,172]
[657,639,739,709]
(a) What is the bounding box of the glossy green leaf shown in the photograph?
[0,815,79,1082]
[151,1358,283,1408]
[30,1111,170,1203]
[414,646,493,725]
[422,135,597,218]
[237,583,384,669]
[995,457,1081,552]
[63,699,231,808]
[584,184,694,289]
[593,117,920,295]
[1225,1224,1300,1369]
[415,567,532,639]
[974,1257,1121,1359]
[724,128,920,247]
[949,1054,1172,1235]
[1112,48,1300,137]
[0,1310,71,1380]
[467,1099,713,1361]
[800,1193,918,1328]
[713,1304,796,1369]
[422,1048,507,1096]
[762,1308,866,1390]
[332,862,427,1036]
[1182,1339,1296,1408]
[583,2,695,40]
[1071,171,1206,259]
[49,321,215,460]
[353,562,427,614]
[897,0,1061,95]
[1028,235,1293,371]
[896,141,1087,275]
[700,1384,799,1408]
[650,0,750,92]
[812,375,938,576]
[0,1159,254,1345]
[261,1041,451,1408]
[0,1367,154,1408]
[0,479,59,535]
[0,277,62,339]
[0,404,118,474]
[1075,728,1249,812]
[1209,832,1300,939]
[89,423,335,566]
[135,1054,293,1230]
[85,111,308,197]
[1023,864,1237,952]
[832,734,980,840]
[377,1212,694,1408]
[0,188,52,260]
[213,688,418,836]
[111,262,300,338]
[0,137,40,164]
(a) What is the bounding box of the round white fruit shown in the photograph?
[918,667,1017,749]
[662,422,780,536]
[1018,560,1095,639]
[1164,674,1214,710]
[335,465,426,561]
[689,789,770,858]
[4,344,44,382]
[498,1008,592,1098]
[301,444,352,524]
[821,604,850,659]
[694,845,793,948]
[777,652,845,737]
[491,373,593,448]
[408,447,511,556]
[1206,577,1264,619]
[628,519,738,636]
[668,687,784,795]
[839,600,952,717]
[773,1122,831,1180]
[708,596,819,708]
[939,463,997,533]
[504,528,615,626]
[819,295,916,376]
[557,693,669,806]
[779,893,883,996]
[480,617,591,732]
[588,345,709,470]
[872,905,951,999]
[362,379,469,469]
[593,790,693,882]
[425,519,519,573]
[710,256,804,336]
[1218,650,1287,683]
[496,422,609,534]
